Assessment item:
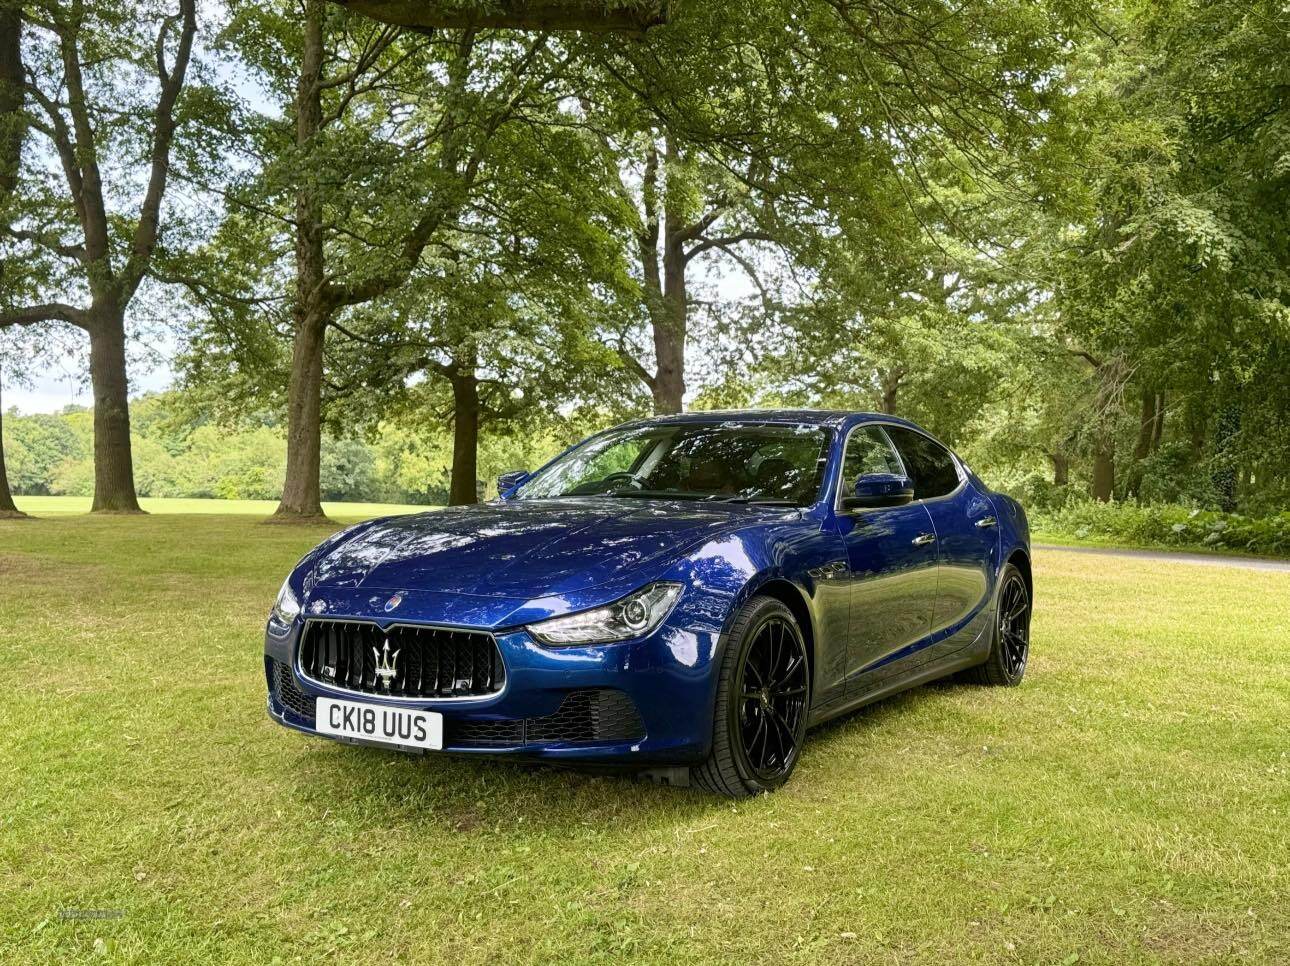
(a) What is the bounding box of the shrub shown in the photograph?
[1000,471,1085,512]
[1032,501,1290,557]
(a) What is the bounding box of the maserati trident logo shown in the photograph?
[383,593,404,613]
[373,637,400,689]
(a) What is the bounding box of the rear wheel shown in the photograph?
[692,597,810,797]
[967,562,1031,686]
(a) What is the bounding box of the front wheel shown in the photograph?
[692,597,810,797]
[967,562,1031,686]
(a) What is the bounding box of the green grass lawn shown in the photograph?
[2,509,1286,964]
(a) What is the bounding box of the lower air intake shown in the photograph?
[272,660,316,721]
[447,689,645,748]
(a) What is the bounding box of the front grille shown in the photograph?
[271,654,642,750]
[298,619,504,700]
[447,689,645,748]
[272,660,316,721]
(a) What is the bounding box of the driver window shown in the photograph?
[562,434,661,495]
[842,426,903,482]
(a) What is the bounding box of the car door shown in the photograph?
[884,425,999,649]
[836,425,940,690]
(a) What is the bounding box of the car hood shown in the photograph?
[307,498,788,598]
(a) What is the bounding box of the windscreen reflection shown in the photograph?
[518,422,830,506]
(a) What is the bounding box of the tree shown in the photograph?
[318,106,635,504]
[0,361,21,516]
[187,1,588,520]
[1028,0,1290,507]
[584,129,780,415]
[576,0,1082,415]
[0,1,24,515]
[331,0,668,32]
[0,0,198,512]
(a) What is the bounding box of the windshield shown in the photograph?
[517,422,831,506]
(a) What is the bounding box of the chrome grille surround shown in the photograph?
[296,618,506,702]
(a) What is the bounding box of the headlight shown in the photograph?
[271,577,301,624]
[527,582,682,646]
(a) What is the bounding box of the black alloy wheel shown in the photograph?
[998,571,1030,679]
[968,561,1031,687]
[735,615,809,781]
[693,597,810,796]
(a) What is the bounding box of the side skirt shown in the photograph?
[806,647,986,730]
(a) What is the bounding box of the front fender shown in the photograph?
[661,515,849,711]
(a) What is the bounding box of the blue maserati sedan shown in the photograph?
[265,411,1031,796]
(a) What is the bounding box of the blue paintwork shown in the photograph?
[265,410,1031,764]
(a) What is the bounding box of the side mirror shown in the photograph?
[496,469,530,498]
[841,472,915,510]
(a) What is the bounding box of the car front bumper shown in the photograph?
[263,611,724,764]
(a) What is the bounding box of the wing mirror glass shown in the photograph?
[842,472,915,510]
[496,469,530,498]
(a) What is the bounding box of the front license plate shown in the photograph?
[316,697,443,751]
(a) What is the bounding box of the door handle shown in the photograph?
[912,532,936,546]
[975,516,997,529]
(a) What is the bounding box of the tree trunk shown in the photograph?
[273,0,329,522]
[449,364,480,506]
[1149,392,1164,452]
[1125,388,1156,497]
[0,3,22,210]
[1091,447,1114,502]
[879,368,902,415]
[1048,452,1069,487]
[635,139,688,415]
[1211,401,1239,512]
[651,241,686,414]
[653,141,690,415]
[1131,389,1154,464]
[1087,357,1121,503]
[87,308,143,513]
[0,0,27,521]
[0,368,25,517]
[275,308,327,520]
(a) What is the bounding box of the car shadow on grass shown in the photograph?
[273,676,977,833]
[280,737,726,835]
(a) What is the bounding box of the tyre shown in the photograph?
[967,562,1031,686]
[691,597,810,797]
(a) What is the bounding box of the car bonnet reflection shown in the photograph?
[309,499,795,598]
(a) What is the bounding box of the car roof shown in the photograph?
[619,409,924,431]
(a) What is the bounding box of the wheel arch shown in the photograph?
[1006,546,1033,602]
[742,576,816,689]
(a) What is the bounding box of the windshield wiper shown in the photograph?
[719,497,800,506]
[605,490,711,501]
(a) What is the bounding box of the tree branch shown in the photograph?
[22,78,88,236]
[1067,347,1104,369]
[2,226,86,261]
[672,199,730,246]
[58,2,111,266]
[684,231,774,264]
[0,302,88,329]
[614,342,654,389]
[122,0,197,299]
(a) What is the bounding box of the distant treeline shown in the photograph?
[1,393,577,505]
[8,385,1287,518]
